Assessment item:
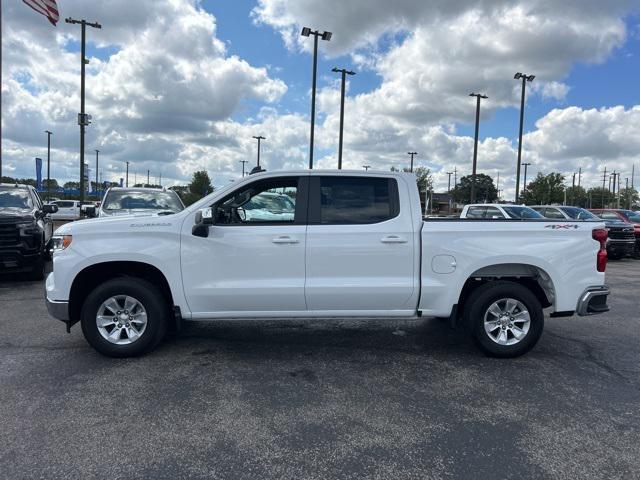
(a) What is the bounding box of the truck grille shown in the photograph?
[609,227,635,241]
[0,218,20,247]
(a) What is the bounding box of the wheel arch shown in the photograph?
[453,263,555,327]
[68,261,175,327]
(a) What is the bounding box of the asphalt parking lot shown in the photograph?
[1,261,639,479]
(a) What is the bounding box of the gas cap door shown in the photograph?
[431,255,457,274]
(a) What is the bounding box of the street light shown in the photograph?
[252,135,266,168]
[469,93,488,203]
[407,152,418,172]
[125,161,129,187]
[363,165,371,171]
[66,17,102,202]
[514,72,535,203]
[331,67,355,169]
[239,160,248,177]
[301,27,332,169]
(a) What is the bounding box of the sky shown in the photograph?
[2,0,640,199]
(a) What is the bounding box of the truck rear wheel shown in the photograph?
[80,277,168,357]
[464,281,544,358]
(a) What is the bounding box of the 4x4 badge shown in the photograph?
[545,224,579,229]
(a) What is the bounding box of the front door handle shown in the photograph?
[272,236,299,244]
[381,235,408,244]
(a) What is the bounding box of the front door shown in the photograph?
[181,175,308,317]
[304,175,417,314]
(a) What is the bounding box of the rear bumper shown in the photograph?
[576,285,610,316]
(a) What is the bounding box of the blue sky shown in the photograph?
[4,0,640,196]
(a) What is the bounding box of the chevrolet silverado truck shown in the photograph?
[0,183,58,279]
[45,170,611,358]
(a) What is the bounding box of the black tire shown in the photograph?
[464,281,544,358]
[80,277,168,357]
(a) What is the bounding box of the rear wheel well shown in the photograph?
[454,265,554,328]
[69,261,174,326]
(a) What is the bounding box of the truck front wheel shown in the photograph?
[80,278,168,357]
[464,281,544,358]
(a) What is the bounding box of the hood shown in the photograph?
[54,211,182,236]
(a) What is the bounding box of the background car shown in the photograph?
[98,187,185,217]
[0,183,58,279]
[460,204,544,219]
[533,205,636,260]
[590,209,640,258]
[49,200,81,221]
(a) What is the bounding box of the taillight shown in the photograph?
[592,228,608,273]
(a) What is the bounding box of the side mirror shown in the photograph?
[82,205,97,218]
[43,204,58,215]
[192,207,213,238]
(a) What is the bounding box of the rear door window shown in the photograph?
[310,176,399,224]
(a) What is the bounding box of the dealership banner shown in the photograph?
[35,157,43,190]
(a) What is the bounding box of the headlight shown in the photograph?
[51,235,73,251]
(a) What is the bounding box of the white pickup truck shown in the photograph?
[45,170,610,358]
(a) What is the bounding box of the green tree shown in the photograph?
[618,187,639,210]
[520,173,565,205]
[63,181,80,190]
[451,174,497,204]
[564,185,587,207]
[391,166,433,195]
[586,187,616,209]
[42,179,59,190]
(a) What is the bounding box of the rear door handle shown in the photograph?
[381,235,408,244]
[272,236,299,244]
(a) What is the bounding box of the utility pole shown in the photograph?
[125,161,129,187]
[601,167,607,208]
[632,164,635,190]
[65,17,102,202]
[147,169,150,186]
[301,28,332,169]
[571,172,576,206]
[95,149,99,197]
[522,162,531,201]
[252,135,266,168]
[407,152,418,172]
[454,167,457,189]
[514,73,535,203]
[469,93,488,203]
[446,172,453,192]
[45,130,52,201]
[496,172,500,200]
[578,167,582,188]
[616,173,621,208]
[239,160,248,177]
[331,67,355,169]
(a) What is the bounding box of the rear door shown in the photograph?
[304,175,417,314]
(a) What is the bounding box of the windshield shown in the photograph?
[0,187,33,209]
[502,206,544,219]
[619,210,640,223]
[103,190,184,212]
[560,207,599,220]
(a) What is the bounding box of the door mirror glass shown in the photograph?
[43,204,58,214]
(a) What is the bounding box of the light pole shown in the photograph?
[147,169,150,186]
[514,72,535,203]
[125,161,129,187]
[301,27,332,169]
[469,93,488,203]
[252,135,266,168]
[601,167,607,208]
[239,160,248,177]
[95,149,99,197]
[45,130,52,200]
[65,17,102,202]
[446,172,453,192]
[407,152,418,172]
[363,165,371,171]
[331,67,355,169]
[454,166,457,189]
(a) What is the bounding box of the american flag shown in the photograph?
[22,0,60,26]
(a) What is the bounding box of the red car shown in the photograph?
[590,209,640,258]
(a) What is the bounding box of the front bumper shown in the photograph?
[607,240,635,257]
[46,296,69,322]
[576,285,610,316]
